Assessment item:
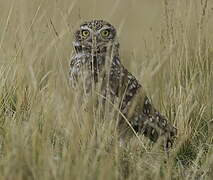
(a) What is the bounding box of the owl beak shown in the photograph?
[91,35,98,53]
[91,35,107,54]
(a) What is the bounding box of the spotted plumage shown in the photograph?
[69,20,177,149]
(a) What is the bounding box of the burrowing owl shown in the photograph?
[69,20,177,149]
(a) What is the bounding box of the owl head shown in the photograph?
[73,20,118,56]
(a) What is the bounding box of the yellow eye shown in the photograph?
[81,30,90,38]
[101,29,110,37]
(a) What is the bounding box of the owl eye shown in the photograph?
[101,29,110,37]
[81,30,90,38]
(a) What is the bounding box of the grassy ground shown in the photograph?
[0,0,213,179]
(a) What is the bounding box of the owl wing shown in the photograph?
[130,91,177,149]
[118,65,177,149]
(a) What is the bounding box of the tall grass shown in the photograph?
[0,0,212,179]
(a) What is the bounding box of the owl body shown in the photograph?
[70,20,177,149]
